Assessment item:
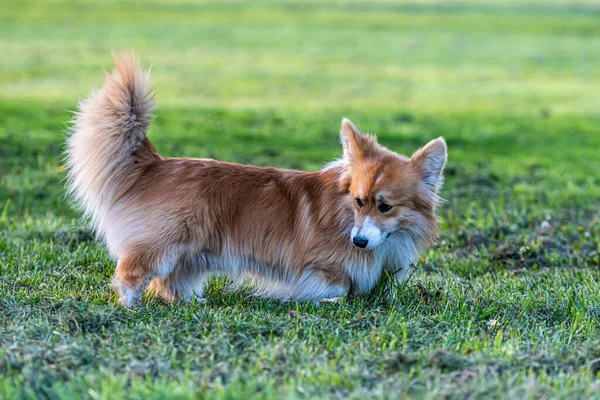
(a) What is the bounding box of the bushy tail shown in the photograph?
[66,51,157,235]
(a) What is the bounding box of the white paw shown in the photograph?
[190,293,206,305]
[111,280,142,308]
[319,296,344,304]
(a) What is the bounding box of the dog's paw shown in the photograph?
[111,279,142,307]
[319,296,344,304]
[185,292,206,305]
[117,295,138,308]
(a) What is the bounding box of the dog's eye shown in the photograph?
[356,198,364,208]
[378,203,392,213]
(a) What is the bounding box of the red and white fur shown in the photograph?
[66,53,447,307]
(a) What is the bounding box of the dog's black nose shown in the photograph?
[353,236,369,248]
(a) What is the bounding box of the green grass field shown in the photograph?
[1,0,600,398]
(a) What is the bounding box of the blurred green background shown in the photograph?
[1,1,600,398]
[2,0,600,114]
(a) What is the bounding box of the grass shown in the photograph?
[1,0,600,398]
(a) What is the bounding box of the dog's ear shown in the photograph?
[410,137,447,198]
[340,118,375,163]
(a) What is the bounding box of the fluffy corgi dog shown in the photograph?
[66,53,447,307]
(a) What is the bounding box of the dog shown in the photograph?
[66,52,447,307]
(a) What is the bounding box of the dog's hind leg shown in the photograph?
[146,277,178,304]
[112,254,153,307]
[147,254,209,305]
[112,247,179,307]
[147,274,207,304]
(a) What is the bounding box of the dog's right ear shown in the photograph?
[340,118,375,163]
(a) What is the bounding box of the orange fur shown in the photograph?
[66,52,447,306]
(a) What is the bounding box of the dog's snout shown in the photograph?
[352,235,369,248]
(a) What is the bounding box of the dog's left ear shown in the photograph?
[340,118,375,163]
[410,137,447,198]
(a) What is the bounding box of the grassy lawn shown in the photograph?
[1,0,600,398]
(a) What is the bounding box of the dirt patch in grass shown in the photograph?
[444,206,599,272]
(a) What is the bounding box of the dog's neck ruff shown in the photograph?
[344,230,418,295]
